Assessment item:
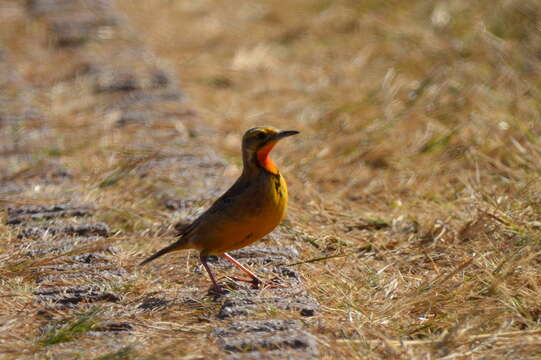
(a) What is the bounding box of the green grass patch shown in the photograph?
[39,307,101,346]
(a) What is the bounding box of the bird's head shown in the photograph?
[241,126,299,174]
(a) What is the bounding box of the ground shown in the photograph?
[1,0,541,359]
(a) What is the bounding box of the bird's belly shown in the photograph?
[210,203,285,254]
[198,177,287,254]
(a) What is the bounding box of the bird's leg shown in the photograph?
[200,253,222,292]
[222,252,261,288]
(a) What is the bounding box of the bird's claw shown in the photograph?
[251,278,262,289]
[264,277,289,289]
[227,276,290,289]
[227,276,262,289]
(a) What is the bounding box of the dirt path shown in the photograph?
[1,1,319,359]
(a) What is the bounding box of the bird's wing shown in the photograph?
[175,218,199,238]
[173,177,251,238]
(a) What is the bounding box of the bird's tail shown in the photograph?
[139,240,190,266]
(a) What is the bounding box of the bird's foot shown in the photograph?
[228,276,291,289]
[251,277,262,289]
[263,276,290,289]
[228,276,262,289]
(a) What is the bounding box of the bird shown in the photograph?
[140,126,299,291]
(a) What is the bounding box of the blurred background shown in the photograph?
[120,0,541,230]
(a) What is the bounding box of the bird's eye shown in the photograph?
[257,132,267,140]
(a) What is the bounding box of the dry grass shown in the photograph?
[117,0,541,358]
[1,0,541,358]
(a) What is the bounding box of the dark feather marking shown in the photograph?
[272,175,282,196]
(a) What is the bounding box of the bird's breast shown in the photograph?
[236,172,287,233]
[196,172,288,254]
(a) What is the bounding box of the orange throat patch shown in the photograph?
[257,141,278,174]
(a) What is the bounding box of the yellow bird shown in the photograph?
[140,126,298,291]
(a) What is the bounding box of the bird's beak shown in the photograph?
[271,130,299,142]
